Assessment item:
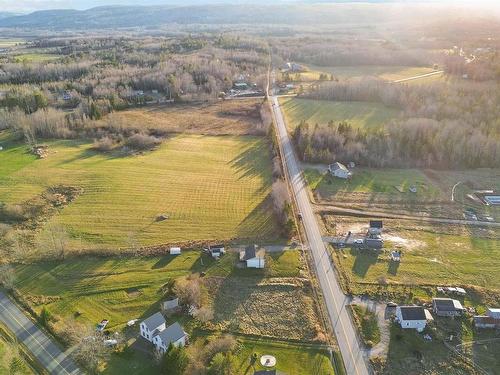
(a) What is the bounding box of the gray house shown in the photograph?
[432,298,465,317]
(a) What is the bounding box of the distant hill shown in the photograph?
[0,3,496,30]
[0,12,19,20]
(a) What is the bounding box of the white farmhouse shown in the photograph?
[152,322,188,353]
[396,306,432,332]
[239,245,265,269]
[140,312,166,342]
[328,162,352,179]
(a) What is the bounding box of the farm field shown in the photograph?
[330,217,500,291]
[0,38,25,48]
[280,97,399,131]
[0,132,279,251]
[13,53,61,62]
[303,64,438,81]
[98,99,265,136]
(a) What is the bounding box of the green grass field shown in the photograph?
[0,39,25,48]
[304,168,442,200]
[0,132,279,250]
[280,97,399,131]
[14,53,61,62]
[304,65,437,81]
[233,338,334,375]
[333,218,500,291]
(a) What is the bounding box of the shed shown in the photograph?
[162,298,179,311]
[240,245,265,269]
[170,247,181,255]
[329,162,352,179]
[432,298,464,317]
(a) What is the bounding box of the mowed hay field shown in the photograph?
[331,217,500,291]
[304,64,438,81]
[0,132,279,250]
[280,97,399,131]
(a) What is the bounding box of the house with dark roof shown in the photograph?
[239,245,265,269]
[140,312,166,342]
[474,307,500,329]
[152,322,187,353]
[328,162,352,179]
[432,298,465,317]
[396,306,433,332]
[208,244,225,259]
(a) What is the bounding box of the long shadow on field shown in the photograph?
[151,255,175,269]
[351,248,379,278]
[229,139,272,188]
[236,195,281,241]
[57,145,129,166]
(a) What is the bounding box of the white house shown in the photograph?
[152,322,187,353]
[208,244,225,259]
[239,245,265,269]
[170,247,181,255]
[396,306,432,332]
[329,162,352,179]
[140,312,166,342]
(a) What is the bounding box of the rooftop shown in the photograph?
[142,312,165,331]
[433,298,464,311]
[399,306,426,321]
[157,322,186,346]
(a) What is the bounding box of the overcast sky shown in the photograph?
[1,0,500,13]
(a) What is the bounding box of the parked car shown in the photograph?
[353,239,364,245]
[104,339,118,347]
[387,301,398,307]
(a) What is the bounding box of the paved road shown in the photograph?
[0,291,82,375]
[270,96,370,375]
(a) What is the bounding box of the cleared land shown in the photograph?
[306,167,500,221]
[304,65,438,81]
[97,99,266,136]
[13,250,328,374]
[13,53,61,62]
[280,97,399,131]
[0,38,25,48]
[0,132,279,251]
[329,217,500,291]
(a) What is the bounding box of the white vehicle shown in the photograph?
[353,239,364,245]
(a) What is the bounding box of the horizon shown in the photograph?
[2,0,500,14]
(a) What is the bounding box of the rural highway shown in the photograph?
[0,291,82,375]
[270,96,370,375]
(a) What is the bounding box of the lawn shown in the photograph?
[233,337,334,375]
[304,168,442,200]
[332,217,500,291]
[0,132,280,251]
[349,304,380,347]
[280,97,399,131]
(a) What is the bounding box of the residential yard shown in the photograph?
[12,249,329,373]
[306,167,500,220]
[349,304,381,348]
[280,97,399,131]
[233,337,334,375]
[12,249,322,340]
[330,217,500,291]
[0,132,280,251]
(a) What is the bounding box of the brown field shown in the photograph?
[99,99,266,136]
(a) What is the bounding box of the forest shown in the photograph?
[294,78,500,168]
